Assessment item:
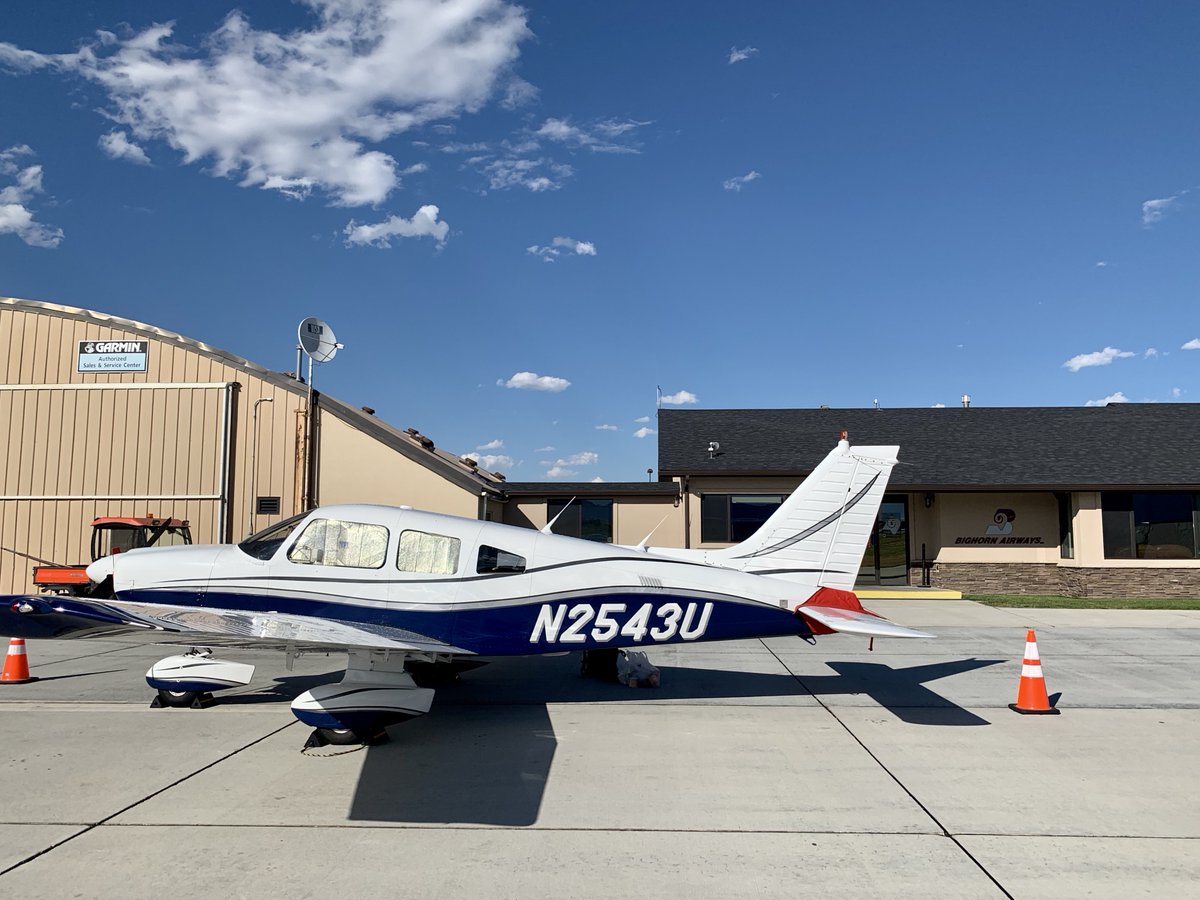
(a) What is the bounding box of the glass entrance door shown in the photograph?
[857,496,910,586]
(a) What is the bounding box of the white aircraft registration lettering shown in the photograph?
[530,601,714,644]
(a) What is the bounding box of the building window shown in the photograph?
[548,498,613,543]
[701,494,785,543]
[1056,493,1074,560]
[1101,492,1200,560]
[288,518,389,568]
[396,529,461,575]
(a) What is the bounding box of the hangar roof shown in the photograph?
[658,405,1200,490]
[501,482,680,497]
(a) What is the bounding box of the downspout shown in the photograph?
[217,382,238,543]
[682,475,691,549]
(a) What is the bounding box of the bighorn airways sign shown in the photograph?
[77,340,148,373]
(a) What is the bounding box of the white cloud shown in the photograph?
[660,389,698,405]
[476,439,504,450]
[595,424,618,431]
[98,130,150,165]
[343,204,449,247]
[555,451,598,466]
[0,1,531,206]
[398,162,428,176]
[1061,347,1135,372]
[528,235,596,260]
[1142,192,1186,226]
[545,465,575,478]
[533,117,649,154]
[554,236,595,255]
[439,141,491,154]
[465,452,514,470]
[478,156,573,192]
[534,445,555,453]
[498,371,571,392]
[633,426,656,438]
[723,170,761,192]
[1172,387,1183,399]
[728,46,759,65]
[1085,391,1130,407]
[500,76,538,110]
[0,145,63,248]
[1182,338,1200,351]
[1145,348,1159,358]
[1095,261,1108,267]
[634,415,651,423]
[590,476,605,483]
[931,403,946,408]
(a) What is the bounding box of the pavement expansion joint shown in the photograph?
[760,639,1017,900]
[0,721,297,879]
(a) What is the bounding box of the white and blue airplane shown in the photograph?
[1,436,929,745]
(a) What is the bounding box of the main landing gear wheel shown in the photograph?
[315,727,362,746]
[304,725,389,749]
[155,687,202,708]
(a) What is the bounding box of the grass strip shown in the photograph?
[967,594,1200,610]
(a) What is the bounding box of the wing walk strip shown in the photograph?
[759,639,1016,900]
[0,720,297,879]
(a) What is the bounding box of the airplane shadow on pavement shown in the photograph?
[346,653,1001,825]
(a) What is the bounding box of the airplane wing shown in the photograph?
[0,594,469,655]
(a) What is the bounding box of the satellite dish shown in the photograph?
[298,317,341,364]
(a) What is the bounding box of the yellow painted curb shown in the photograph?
[855,588,963,600]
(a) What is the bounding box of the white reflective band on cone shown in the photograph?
[1021,664,1044,678]
[1024,642,1039,660]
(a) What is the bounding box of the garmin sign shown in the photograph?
[77,339,148,373]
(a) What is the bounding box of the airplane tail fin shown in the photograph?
[708,437,899,592]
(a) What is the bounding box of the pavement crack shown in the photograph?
[761,639,1015,900]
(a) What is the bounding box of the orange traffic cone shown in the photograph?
[1009,629,1059,715]
[1,637,36,684]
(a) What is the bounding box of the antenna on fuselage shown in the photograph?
[635,513,673,552]
[541,497,577,534]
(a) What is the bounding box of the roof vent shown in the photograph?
[961,393,971,409]
[405,427,419,436]
[361,406,375,415]
[461,456,478,468]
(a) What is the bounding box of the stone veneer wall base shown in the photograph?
[905,563,1200,599]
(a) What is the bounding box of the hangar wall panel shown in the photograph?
[316,415,479,518]
[0,301,308,593]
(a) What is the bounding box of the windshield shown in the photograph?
[238,512,309,560]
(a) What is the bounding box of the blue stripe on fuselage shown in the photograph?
[117,589,812,655]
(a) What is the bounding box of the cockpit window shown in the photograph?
[477,545,526,574]
[287,518,389,569]
[396,530,461,575]
[238,513,308,560]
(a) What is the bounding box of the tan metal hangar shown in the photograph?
[0,296,506,595]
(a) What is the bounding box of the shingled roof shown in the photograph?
[658,405,1200,490]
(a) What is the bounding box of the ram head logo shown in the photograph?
[985,508,1016,536]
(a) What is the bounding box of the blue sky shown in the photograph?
[2,1,1198,482]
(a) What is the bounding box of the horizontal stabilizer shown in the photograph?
[797,604,934,639]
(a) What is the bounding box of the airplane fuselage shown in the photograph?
[86,504,817,656]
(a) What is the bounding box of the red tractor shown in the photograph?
[32,515,193,596]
